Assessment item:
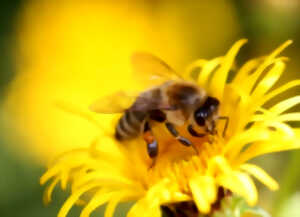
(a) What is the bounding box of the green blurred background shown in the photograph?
[0,0,299,217]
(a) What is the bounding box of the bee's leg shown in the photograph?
[165,122,199,154]
[187,124,205,137]
[143,122,158,167]
[218,116,229,137]
[147,139,158,159]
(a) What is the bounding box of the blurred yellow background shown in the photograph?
[0,0,299,217]
[4,0,240,162]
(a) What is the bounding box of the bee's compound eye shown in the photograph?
[204,97,220,112]
[194,108,207,126]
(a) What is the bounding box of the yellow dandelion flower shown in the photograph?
[41,40,300,217]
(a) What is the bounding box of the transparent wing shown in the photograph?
[131,52,182,87]
[131,89,176,112]
[89,91,139,114]
[90,89,177,114]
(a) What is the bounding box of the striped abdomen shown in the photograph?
[115,110,147,140]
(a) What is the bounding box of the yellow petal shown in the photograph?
[189,178,211,214]
[43,177,60,205]
[171,191,191,202]
[209,39,247,99]
[235,172,258,206]
[72,170,137,190]
[41,149,93,185]
[233,57,264,84]
[268,40,293,59]
[267,122,294,138]
[233,39,291,97]
[240,164,279,191]
[218,172,257,206]
[104,197,120,217]
[60,170,69,190]
[193,175,217,204]
[104,191,140,217]
[127,198,161,217]
[40,166,60,185]
[184,59,207,80]
[58,183,101,217]
[270,96,300,115]
[277,113,300,122]
[224,129,270,160]
[198,57,223,87]
[260,80,300,105]
[236,132,300,164]
[80,191,114,217]
[236,58,284,98]
[251,61,285,99]
[207,156,231,175]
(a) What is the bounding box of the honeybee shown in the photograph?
[90,53,228,161]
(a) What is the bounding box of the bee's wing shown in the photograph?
[130,91,176,112]
[131,52,182,87]
[89,91,139,114]
[90,90,176,114]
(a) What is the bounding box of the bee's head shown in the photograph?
[194,97,220,133]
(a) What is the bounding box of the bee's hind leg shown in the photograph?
[165,122,199,155]
[143,122,158,168]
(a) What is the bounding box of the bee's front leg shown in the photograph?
[187,124,205,137]
[165,122,199,155]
